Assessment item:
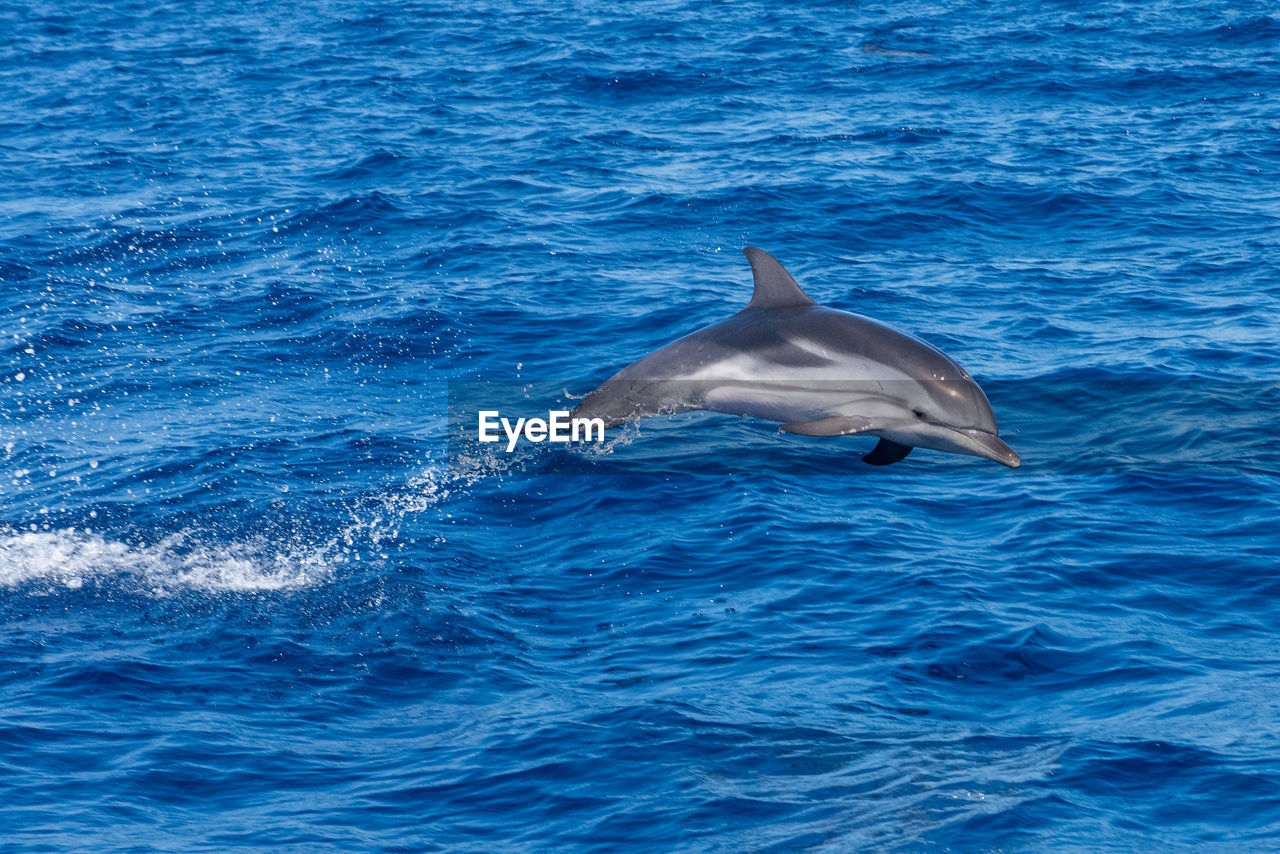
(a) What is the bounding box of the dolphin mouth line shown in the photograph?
[955,427,1021,468]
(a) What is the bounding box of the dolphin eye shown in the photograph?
[913,408,926,419]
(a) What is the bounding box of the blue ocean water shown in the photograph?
[3,0,1279,849]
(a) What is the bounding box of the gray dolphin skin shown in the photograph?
[572,248,1020,468]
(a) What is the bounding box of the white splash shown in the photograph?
[0,457,514,597]
[0,527,338,594]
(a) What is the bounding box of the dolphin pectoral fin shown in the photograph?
[780,416,875,437]
[862,438,913,466]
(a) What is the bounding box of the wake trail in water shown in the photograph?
[0,450,552,596]
[0,526,334,594]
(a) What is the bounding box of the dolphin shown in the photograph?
[571,248,1020,468]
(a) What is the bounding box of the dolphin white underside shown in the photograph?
[679,377,1019,467]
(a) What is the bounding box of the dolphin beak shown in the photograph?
[965,430,1021,468]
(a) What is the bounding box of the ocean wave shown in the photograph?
[4,0,1280,848]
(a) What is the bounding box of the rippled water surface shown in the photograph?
[3,1,1280,850]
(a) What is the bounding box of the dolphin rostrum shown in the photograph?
[571,248,1020,468]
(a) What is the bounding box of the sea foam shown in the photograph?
[0,526,336,594]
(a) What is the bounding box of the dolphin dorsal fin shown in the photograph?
[743,247,817,309]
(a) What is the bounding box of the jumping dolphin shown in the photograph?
[571,248,1020,468]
